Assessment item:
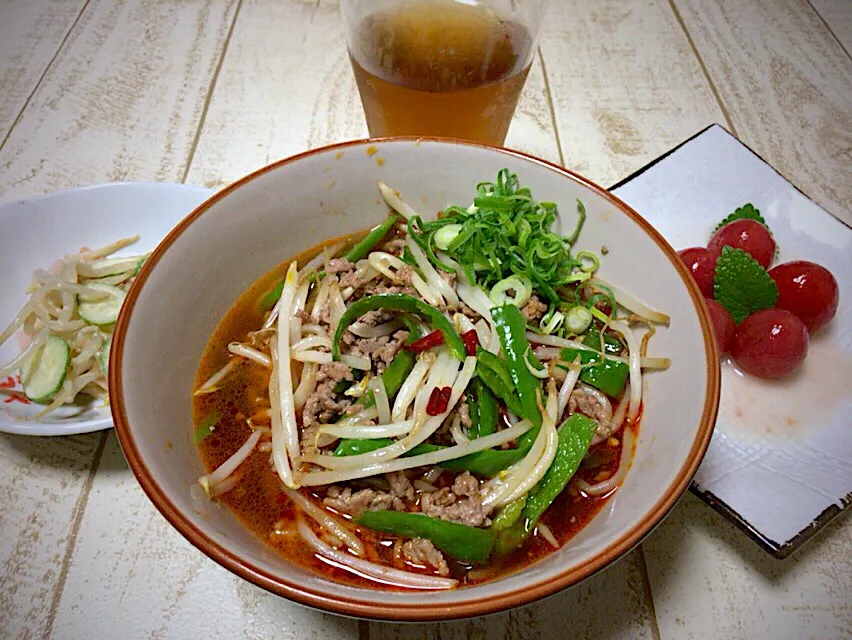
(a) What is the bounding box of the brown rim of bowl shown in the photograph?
[110,136,720,622]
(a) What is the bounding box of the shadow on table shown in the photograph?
[0,429,106,470]
[0,429,135,480]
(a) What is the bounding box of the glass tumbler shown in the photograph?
[340,0,549,146]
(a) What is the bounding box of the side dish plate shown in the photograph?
[0,183,213,436]
[612,124,852,557]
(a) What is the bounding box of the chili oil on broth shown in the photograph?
[193,231,638,589]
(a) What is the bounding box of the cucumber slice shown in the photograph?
[22,336,70,403]
[78,283,126,325]
[99,335,112,374]
[82,256,146,278]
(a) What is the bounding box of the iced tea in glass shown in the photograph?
[341,0,549,145]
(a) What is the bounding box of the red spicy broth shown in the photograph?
[193,233,638,589]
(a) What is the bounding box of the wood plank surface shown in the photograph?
[810,0,852,54]
[671,0,852,225]
[538,0,725,189]
[643,494,852,640]
[184,0,561,191]
[2,0,851,638]
[370,553,658,640]
[0,0,239,637]
[0,0,87,144]
[0,0,239,201]
[48,434,360,640]
[0,432,104,640]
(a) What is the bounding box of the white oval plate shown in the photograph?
[0,182,213,436]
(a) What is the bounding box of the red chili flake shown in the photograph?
[0,376,16,389]
[275,493,287,505]
[4,394,30,405]
[461,330,479,356]
[426,386,452,416]
[403,329,444,353]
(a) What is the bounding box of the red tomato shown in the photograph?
[769,261,839,333]
[705,298,736,354]
[708,219,776,269]
[678,247,717,298]
[731,309,809,379]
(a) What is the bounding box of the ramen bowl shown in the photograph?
[110,138,719,621]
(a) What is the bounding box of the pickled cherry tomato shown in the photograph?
[769,261,839,333]
[705,298,735,354]
[731,309,808,379]
[708,219,776,269]
[678,247,717,298]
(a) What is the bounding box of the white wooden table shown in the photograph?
[1,1,850,638]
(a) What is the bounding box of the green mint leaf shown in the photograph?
[712,203,766,234]
[713,247,778,324]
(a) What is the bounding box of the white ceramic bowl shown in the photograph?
[111,139,719,620]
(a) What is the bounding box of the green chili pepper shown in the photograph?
[345,214,399,263]
[260,215,399,309]
[476,370,524,418]
[332,294,466,361]
[475,349,514,395]
[495,414,597,555]
[440,447,529,477]
[468,378,497,439]
[523,414,597,525]
[260,280,286,311]
[346,324,423,413]
[582,329,624,355]
[355,511,495,563]
[332,437,436,457]
[559,347,629,397]
[490,305,542,427]
[491,496,526,532]
[334,427,539,478]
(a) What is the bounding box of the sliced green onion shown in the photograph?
[434,224,463,251]
[565,306,592,334]
[589,306,611,324]
[576,251,600,273]
[539,310,564,335]
[489,276,532,307]
[564,271,592,284]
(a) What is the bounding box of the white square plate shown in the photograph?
[611,124,852,557]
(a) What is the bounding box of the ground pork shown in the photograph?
[247,327,275,349]
[338,269,368,291]
[439,269,457,288]
[323,486,393,517]
[357,309,394,326]
[419,471,488,527]
[402,538,449,576]
[327,258,356,275]
[348,329,409,373]
[386,471,415,503]
[363,279,417,297]
[301,362,353,437]
[521,294,548,323]
[457,398,472,429]
[379,237,406,256]
[568,383,614,437]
